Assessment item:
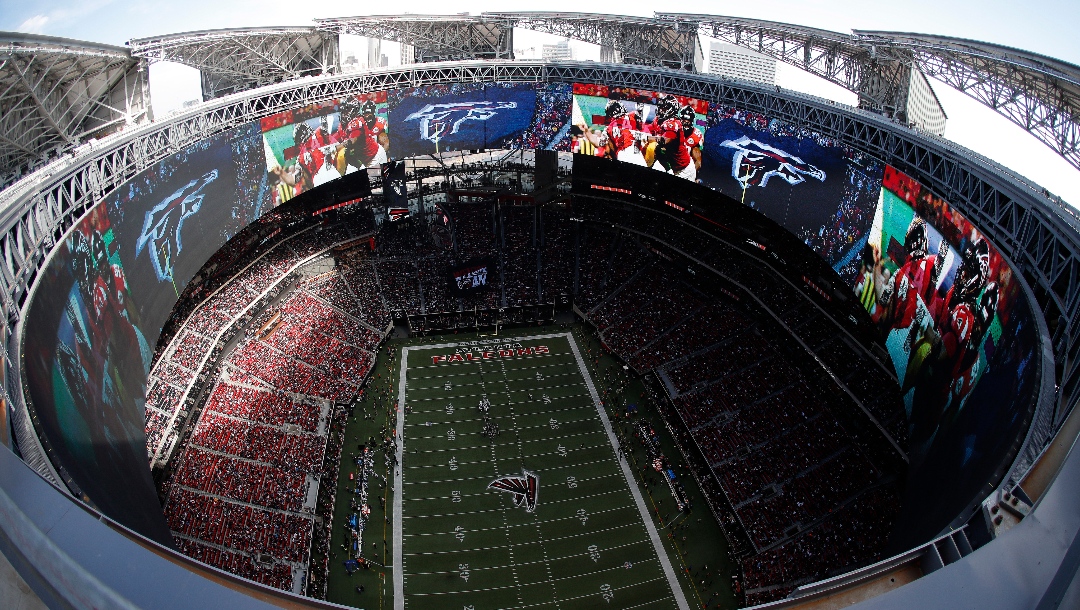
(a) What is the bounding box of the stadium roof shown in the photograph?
[0,32,149,185]
[127,27,338,101]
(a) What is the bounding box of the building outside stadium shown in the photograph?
[0,12,1078,610]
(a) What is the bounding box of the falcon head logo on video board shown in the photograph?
[719,136,825,189]
[405,101,518,143]
[489,469,539,512]
[134,169,219,284]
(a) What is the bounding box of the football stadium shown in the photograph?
[0,10,1078,610]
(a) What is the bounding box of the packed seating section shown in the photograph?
[146,184,907,602]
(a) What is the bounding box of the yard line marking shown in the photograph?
[405,521,641,557]
[403,504,634,533]
[404,463,621,487]
[406,388,590,406]
[515,584,671,609]
[404,407,593,429]
[407,367,579,387]
[406,539,652,574]
[403,479,623,510]
[408,566,665,597]
[406,429,606,451]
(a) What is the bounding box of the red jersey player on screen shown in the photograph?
[650,96,696,181]
[877,219,946,332]
[680,105,704,172]
[291,121,329,190]
[337,98,389,170]
[603,99,647,166]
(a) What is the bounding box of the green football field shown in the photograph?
[393,332,690,610]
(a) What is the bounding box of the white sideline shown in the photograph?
[565,332,691,610]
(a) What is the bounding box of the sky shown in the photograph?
[3,0,1078,205]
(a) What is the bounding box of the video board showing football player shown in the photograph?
[21,121,271,544]
[388,83,541,157]
[569,83,708,183]
[260,91,390,207]
[858,166,1029,460]
[107,123,269,339]
[862,172,1041,549]
[699,105,884,284]
[22,204,173,544]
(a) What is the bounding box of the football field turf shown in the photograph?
[393,332,690,610]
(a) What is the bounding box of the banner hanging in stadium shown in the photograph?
[449,257,494,294]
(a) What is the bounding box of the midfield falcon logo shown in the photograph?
[404,101,518,143]
[719,136,826,189]
[488,469,539,512]
[135,169,219,283]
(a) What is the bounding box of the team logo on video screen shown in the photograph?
[134,169,219,283]
[488,469,539,512]
[405,101,518,143]
[719,136,825,189]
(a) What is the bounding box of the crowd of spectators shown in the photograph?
[152,214,389,593]
[375,258,421,314]
[417,255,454,314]
[172,536,294,591]
[502,206,540,305]
[574,227,619,311]
[166,487,312,564]
[513,83,573,151]
[658,317,902,602]
[740,487,900,605]
[559,189,907,603]
[539,208,574,301]
[593,268,706,370]
[173,447,308,513]
[145,157,915,601]
[205,384,321,433]
[188,412,324,473]
[800,162,882,280]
